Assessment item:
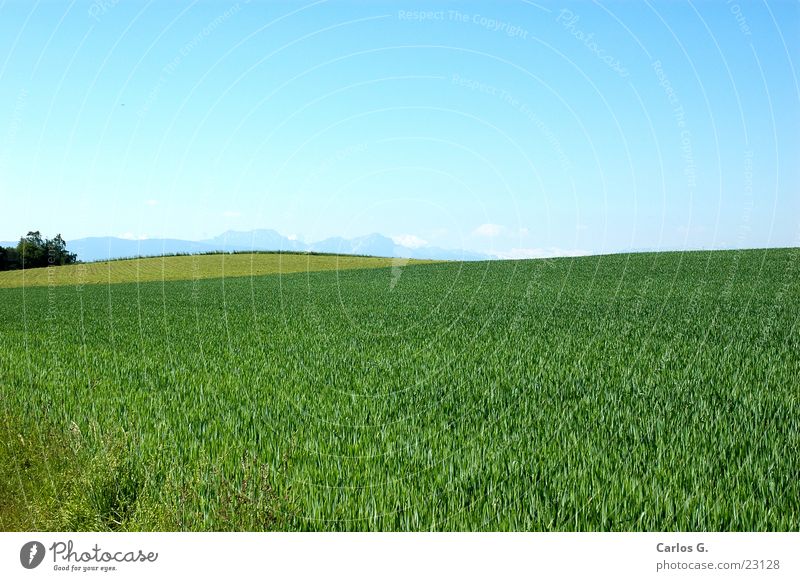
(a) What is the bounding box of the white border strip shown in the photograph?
[1,532,798,580]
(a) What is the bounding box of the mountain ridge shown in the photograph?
[25,230,493,263]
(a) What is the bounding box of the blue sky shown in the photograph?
[0,0,798,258]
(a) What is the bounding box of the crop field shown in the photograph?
[0,249,798,531]
[0,252,413,289]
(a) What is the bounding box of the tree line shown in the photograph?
[0,231,78,271]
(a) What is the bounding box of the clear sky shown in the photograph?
[0,0,798,257]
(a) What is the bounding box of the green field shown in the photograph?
[1,249,798,531]
[0,252,418,289]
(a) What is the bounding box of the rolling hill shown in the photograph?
[0,252,431,289]
[1,248,797,531]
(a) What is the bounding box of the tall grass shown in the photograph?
[0,249,797,530]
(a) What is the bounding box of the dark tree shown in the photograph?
[17,231,46,268]
[45,234,77,266]
[0,231,77,271]
[0,246,19,271]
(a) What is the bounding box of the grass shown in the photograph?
[0,252,425,289]
[0,248,798,531]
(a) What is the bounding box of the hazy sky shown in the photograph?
[0,1,798,257]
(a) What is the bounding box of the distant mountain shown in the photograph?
[393,244,490,261]
[309,233,492,261]
[69,237,214,263]
[307,236,349,254]
[201,229,306,252]
[309,233,396,257]
[52,229,493,262]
